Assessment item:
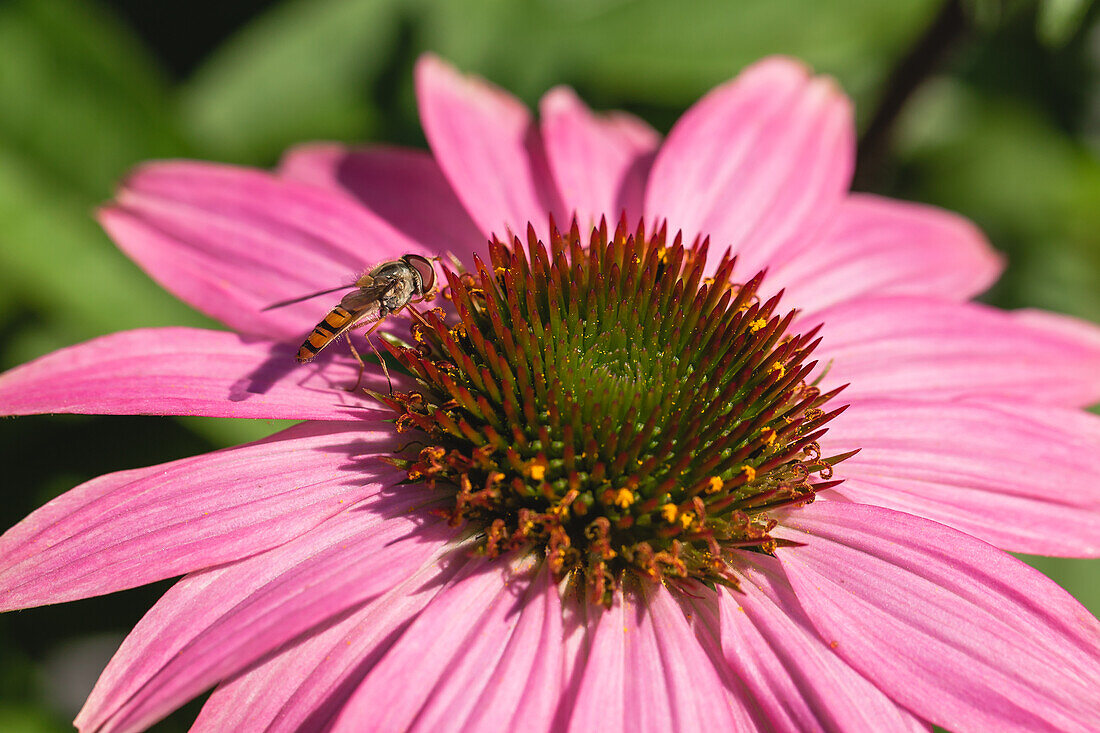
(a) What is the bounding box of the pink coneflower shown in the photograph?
[2,54,1100,732]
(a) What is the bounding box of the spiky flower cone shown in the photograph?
[380,217,850,603]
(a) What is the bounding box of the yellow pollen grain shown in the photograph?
[741,465,757,482]
[526,463,547,481]
[615,488,637,508]
[706,476,723,494]
[762,428,777,447]
[661,503,678,523]
[749,317,767,333]
[449,324,467,339]
[679,512,696,530]
[769,361,786,378]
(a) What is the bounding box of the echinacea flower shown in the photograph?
[2,53,1100,732]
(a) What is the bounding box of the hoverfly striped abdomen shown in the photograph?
[296,304,374,363]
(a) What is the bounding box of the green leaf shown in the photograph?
[420,0,943,126]
[960,0,1033,30]
[0,0,205,361]
[179,0,404,163]
[172,417,298,447]
[892,79,1100,322]
[0,704,66,733]
[0,146,215,343]
[960,0,1001,28]
[1037,0,1094,46]
[0,0,187,197]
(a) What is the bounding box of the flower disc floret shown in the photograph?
[381,217,849,604]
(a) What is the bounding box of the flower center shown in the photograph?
[379,218,849,604]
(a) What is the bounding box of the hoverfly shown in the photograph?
[263,253,437,391]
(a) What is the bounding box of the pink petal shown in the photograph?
[1013,307,1100,351]
[556,589,593,722]
[330,558,562,732]
[539,86,659,230]
[807,297,1100,406]
[770,193,1004,313]
[278,143,488,268]
[193,546,466,733]
[824,398,1100,556]
[415,55,564,241]
[566,594,626,733]
[661,594,773,730]
[329,556,518,731]
[629,582,758,730]
[0,422,404,611]
[777,501,1100,733]
[440,563,564,732]
[644,56,853,277]
[104,160,429,341]
[716,558,940,731]
[568,583,756,731]
[75,497,453,733]
[0,327,385,421]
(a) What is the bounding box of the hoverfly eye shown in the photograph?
[404,254,436,293]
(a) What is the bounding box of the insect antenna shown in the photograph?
[261,284,356,311]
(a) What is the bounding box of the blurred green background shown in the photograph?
[1,0,1098,729]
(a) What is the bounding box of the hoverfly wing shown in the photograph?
[339,279,395,310]
[261,283,356,311]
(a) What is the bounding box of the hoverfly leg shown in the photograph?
[344,319,393,394]
[404,302,433,331]
[366,333,394,394]
[343,336,367,393]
